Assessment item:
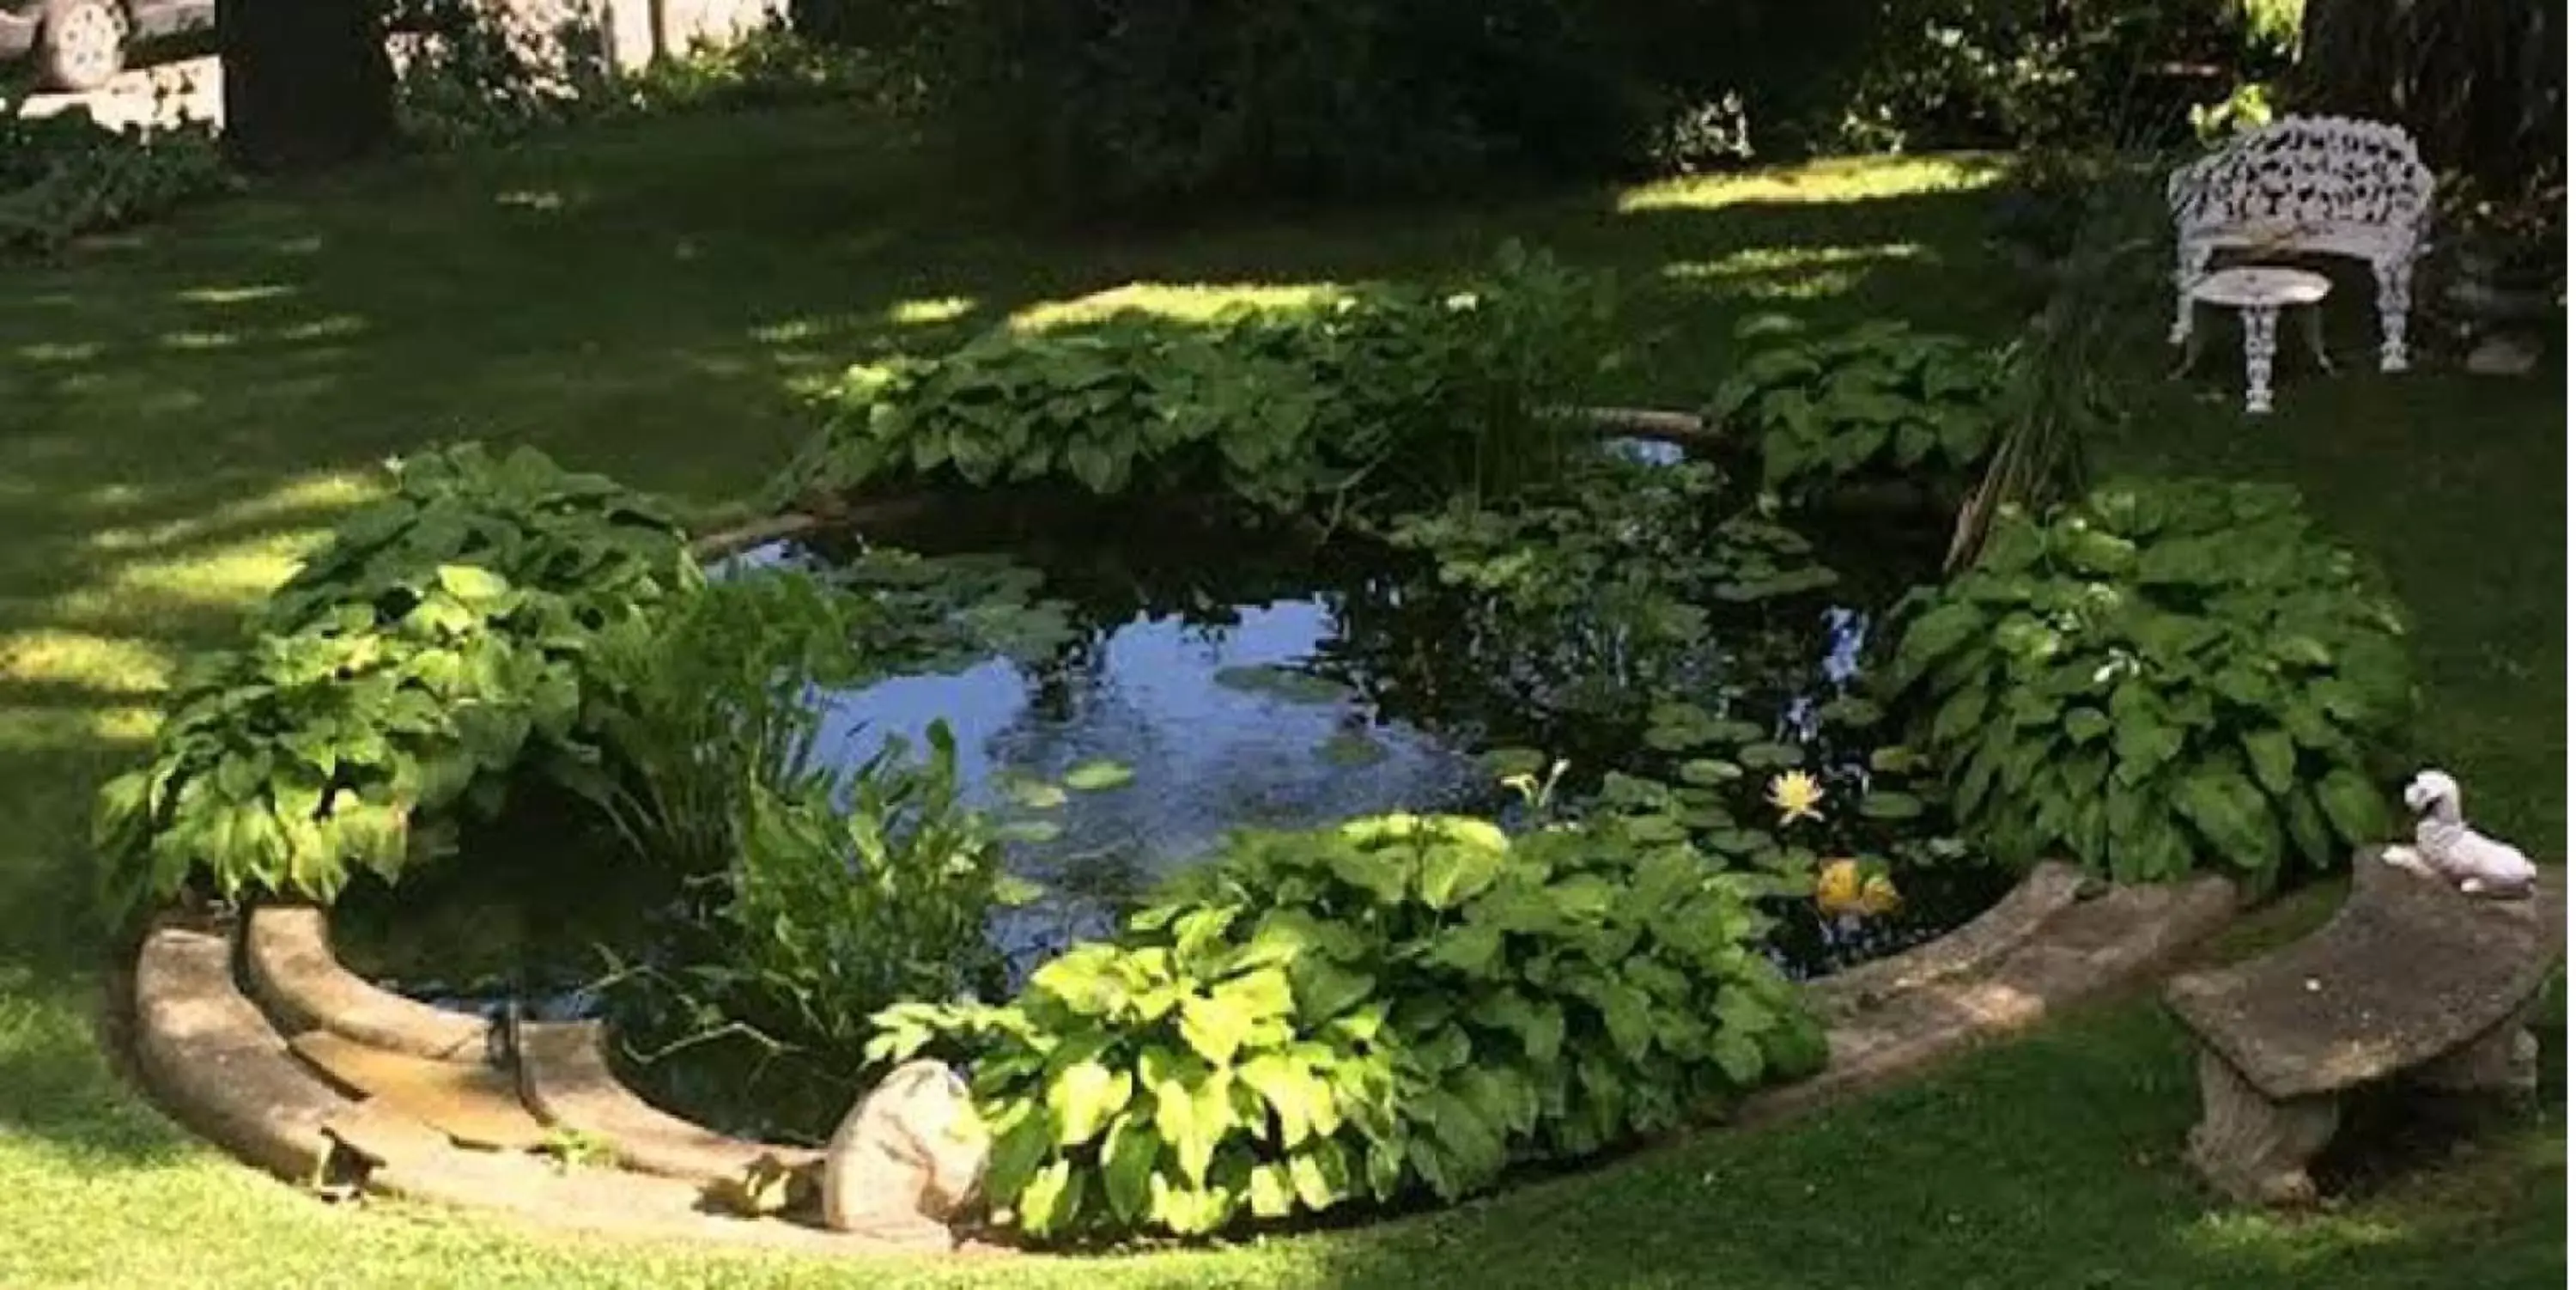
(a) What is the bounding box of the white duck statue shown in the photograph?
[2382,768,2538,898]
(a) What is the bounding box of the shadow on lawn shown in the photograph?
[1269,999,2565,1290]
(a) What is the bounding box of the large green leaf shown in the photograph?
[1891,601,1989,690]
[1017,1159,1082,1237]
[1097,1113,1160,1224]
[1046,1059,1133,1147]
[2173,762,2278,871]
[1179,994,1257,1066]
[2242,729,2298,797]
[2314,766,2387,846]
[1419,843,1504,910]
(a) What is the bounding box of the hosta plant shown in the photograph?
[1884,478,2414,889]
[1705,317,2007,505]
[870,812,1825,1242]
[772,244,1616,523]
[92,444,699,911]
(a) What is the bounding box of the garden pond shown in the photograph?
[331,447,2014,1142]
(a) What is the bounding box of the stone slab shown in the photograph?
[1745,873,2238,1123]
[131,923,349,1184]
[245,903,492,1063]
[1808,861,2087,1021]
[290,1031,553,1151]
[2165,850,2566,1101]
[514,1019,821,1184]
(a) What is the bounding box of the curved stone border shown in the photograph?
[514,1018,821,1184]
[126,851,2239,1258]
[133,921,348,1183]
[242,904,492,1063]
[1741,871,2239,1124]
[1807,861,2088,1020]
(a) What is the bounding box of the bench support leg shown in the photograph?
[2184,1049,2338,1206]
[2411,1008,2540,1100]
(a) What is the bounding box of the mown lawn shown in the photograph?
[0,106,2561,1287]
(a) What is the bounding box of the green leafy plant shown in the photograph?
[670,724,1033,1053]
[1706,318,2007,506]
[871,811,1825,1242]
[1382,453,1838,721]
[1886,478,2414,889]
[92,444,697,911]
[0,94,234,258]
[774,246,1617,525]
[573,568,879,874]
[386,0,619,149]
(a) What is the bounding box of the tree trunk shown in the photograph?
[218,0,398,174]
[2293,0,2564,189]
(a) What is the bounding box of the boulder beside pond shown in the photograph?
[818,1059,990,1248]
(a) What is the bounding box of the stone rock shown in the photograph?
[2162,853,2565,1204]
[818,1060,989,1248]
[2464,333,2542,376]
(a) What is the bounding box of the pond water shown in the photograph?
[331,455,2014,1141]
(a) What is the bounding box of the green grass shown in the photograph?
[0,106,2563,1287]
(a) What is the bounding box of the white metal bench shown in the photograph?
[2166,116,2436,373]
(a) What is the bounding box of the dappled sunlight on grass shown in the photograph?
[1010,281,1347,331]
[174,283,298,307]
[0,630,175,697]
[1662,242,1935,301]
[15,342,106,364]
[2175,1208,2415,1275]
[886,296,978,326]
[59,529,337,621]
[82,473,383,557]
[1617,155,1998,213]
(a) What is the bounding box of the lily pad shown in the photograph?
[1315,729,1392,768]
[1213,665,1354,705]
[1063,759,1136,792]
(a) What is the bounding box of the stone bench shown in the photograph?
[2163,850,2563,1205]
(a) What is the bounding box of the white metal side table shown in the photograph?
[2177,266,2335,415]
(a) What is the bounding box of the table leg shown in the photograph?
[2242,306,2279,415]
[2302,303,2333,374]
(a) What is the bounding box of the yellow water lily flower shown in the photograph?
[1766,770,1826,825]
[1815,858,1903,919]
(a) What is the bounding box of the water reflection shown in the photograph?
[799,593,1488,958]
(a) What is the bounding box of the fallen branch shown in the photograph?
[1553,405,1724,446]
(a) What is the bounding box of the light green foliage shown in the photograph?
[1382,453,1838,720]
[872,812,1825,1242]
[91,445,699,911]
[773,245,1616,522]
[573,568,882,874]
[645,723,1031,1075]
[1706,317,2006,504]
[1886,478,2414,888]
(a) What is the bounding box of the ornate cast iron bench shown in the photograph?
[2167,116,2436,374]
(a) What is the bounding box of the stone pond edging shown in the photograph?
[121,859,2239,1257]
[243,904,492,1063]
[513,1017,823,1184]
